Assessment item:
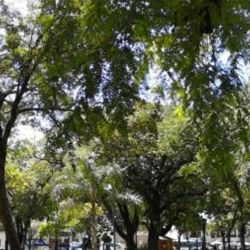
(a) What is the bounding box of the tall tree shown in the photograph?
[205,89,250,250]
[0,3,46,247]
[102,172,141,250]
[6,142,57,250]
[51,147,109,250]
[0,1,137,248]
[99,104,207,250]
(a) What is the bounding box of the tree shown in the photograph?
[173,202,206,250]
[102,174,141,250]
[204,89,250,250]
[0,1,76,248]
[99,104,207,250]
[6,142,58,250]
[49,147,110,250]
[0,1,137,247]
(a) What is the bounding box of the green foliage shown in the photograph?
[38,200,102,238]
[96,103,206,248]
[0,1,249,249]
[6,143,56,222]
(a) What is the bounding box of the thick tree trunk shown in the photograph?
[103,198,139,250]
[148,229,158,250]
[0,152,21,250]
[148,217,159,250]
[125,234,137,250]
[115,225,137,250]
[55,237,59,250]
[239,222,246,250]
[0,184,21,250]
[114,213,138,250]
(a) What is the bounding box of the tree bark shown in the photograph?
[202,219,206,250]
[20,223,29,250]
[239,222,245,250]
[5,236,8,250]
[227,211,237,250]
[104,201,139,250]
[0,150,21,250]
[28,234,32,250]
[227,231,231,250]
[125,232,137,250]
[115,221,138,250]
[148,228,159,250]
[118,203,138,250]
[55,237,59,250]
[90,198,98,250]
[15,217,29,250]
[220,230,226,250]
[0,68,32,250]
[148,216,159,250]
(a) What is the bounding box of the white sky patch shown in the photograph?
[219,50,230,65]
[141,64,169,103]
[16,125,44,141]
[5,0,30,16]
[147,64,163,89]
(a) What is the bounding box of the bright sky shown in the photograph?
[5,0,28,15]
[15,125,44,141]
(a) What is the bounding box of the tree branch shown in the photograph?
[18,107,74,114]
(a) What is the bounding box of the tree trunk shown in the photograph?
[91,199,98,250]
[114,202,139,250]
[202,219,206,250]
[0,153,21,250]
[20,225,28,250]
[221,230,226,250]
[148,217,159,250]
[27,227,33,250]
[239,222,245,250]
[28,236,32,250]
[227,231,231,250]
[186,233,190,250]
[114,218,138,250]
[15,218,28,250]
[227,212,237,250]
[55,236,59,250]
[103,197,140,250]
[178,233,181,250]
[82,237,85,250]
[125,234,137,250]
[5,237,8,250]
